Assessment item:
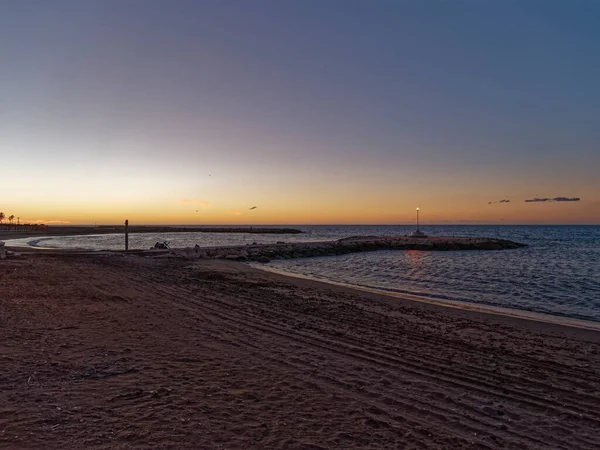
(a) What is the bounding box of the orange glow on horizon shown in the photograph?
[8,200,599,227]
[3,179,598,226]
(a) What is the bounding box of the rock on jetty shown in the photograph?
[167,236,526,262]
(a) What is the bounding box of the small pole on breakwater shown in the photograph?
[416,207,420,232]
[125,219,129,251]
[409,206,427,237]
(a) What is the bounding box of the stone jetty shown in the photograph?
[168,235,526,262]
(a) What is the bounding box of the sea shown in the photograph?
[5,225,600,322]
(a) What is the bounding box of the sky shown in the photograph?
[1,0,599,225]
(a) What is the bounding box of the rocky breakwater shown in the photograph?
[167,235,526,262]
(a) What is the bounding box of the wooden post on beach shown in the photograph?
[125,220,129,251]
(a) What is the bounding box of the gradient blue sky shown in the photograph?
[2,0,599,224]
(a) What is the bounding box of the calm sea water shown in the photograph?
[6,225,600,321]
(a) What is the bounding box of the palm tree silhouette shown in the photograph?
[8,215,14,225]
[0,212,5,224]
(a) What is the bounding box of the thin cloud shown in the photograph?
[26,219,71,224]
[552,197,581,202]
[524,198,551,203]
[230,211,242,216]
[179,199,212,207]
[488,199,511,204]
[524,197,580,203]
[439,220,497,224]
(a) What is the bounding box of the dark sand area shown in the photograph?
[1,255,600,449]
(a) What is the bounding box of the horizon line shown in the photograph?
[32,223,600,227]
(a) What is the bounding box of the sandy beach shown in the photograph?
[2,255,600,449]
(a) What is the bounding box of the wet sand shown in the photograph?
[1,255,600,449]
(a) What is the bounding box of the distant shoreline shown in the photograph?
[0,225,303,241]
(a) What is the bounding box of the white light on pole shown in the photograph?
[416,207,419,231]
[410,206,427,238]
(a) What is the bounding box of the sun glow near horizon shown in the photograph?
[5,194,598,226]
